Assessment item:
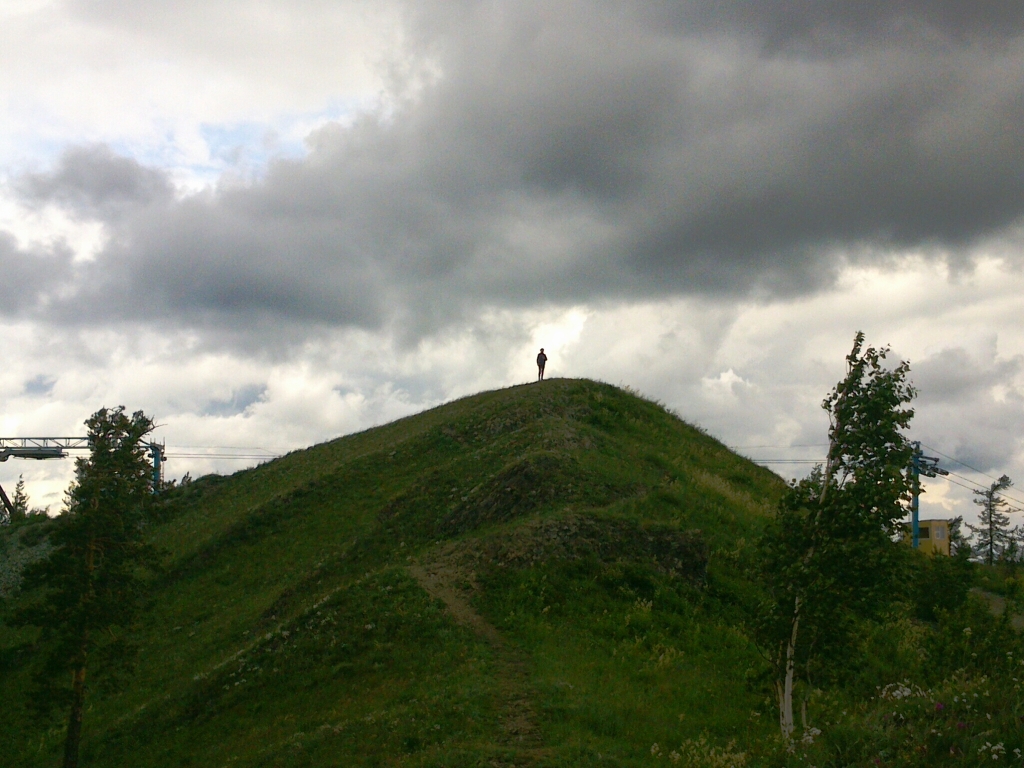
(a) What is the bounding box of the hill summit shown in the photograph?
[2,378,786,767]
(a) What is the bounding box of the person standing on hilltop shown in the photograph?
[536,348,548,381]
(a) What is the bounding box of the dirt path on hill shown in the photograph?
[408,561,543,754]
[409,563,502,643]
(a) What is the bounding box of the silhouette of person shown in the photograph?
[536,348,547,381]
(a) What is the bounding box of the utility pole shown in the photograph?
[148,442,165,491]
[909,441,948,548]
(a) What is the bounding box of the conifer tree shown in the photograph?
[15,407,159,768]
[967,475,1015,565]
[11,474,29,523]
[757,333,915,738]
[948,515,969,556]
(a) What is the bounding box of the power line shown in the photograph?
[747,459,823,464]
[729,443,829,449]
[942,469,991,492]
[168,444,288,452]
[736,448,1024,509]
[164,453,282,461]
[940,475,985,495]
[940,469,1024,510]
[920,443,1017,487]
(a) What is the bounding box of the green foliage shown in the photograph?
[909,548,974,623]
[743,596,1024,767]
[74,569,494,767]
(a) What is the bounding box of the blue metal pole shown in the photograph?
[149,443,163,492]
[911,441,920,549]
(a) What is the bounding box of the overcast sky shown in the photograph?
[2,1,1023,526]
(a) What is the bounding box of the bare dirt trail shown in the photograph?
[408,561,544,753]
[408,563,502,643]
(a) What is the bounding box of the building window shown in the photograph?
[919,527,930,539]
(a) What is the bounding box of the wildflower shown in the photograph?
[801,727,822,745]
[979,742,1005,760]
[957,722,967,730]
[651,743,662,757]
[935,702,946,712]
[964,627,973,636]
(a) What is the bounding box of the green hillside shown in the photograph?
[1,378,787,767]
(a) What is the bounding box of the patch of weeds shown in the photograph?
[91,569,495,766]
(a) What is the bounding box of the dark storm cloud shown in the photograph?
[0,233,73,314]
[913,344,1024,473]
[6,1,1024,337]
[914,347,1022,405]
[17,145,173,221]
[647,1,1024,48]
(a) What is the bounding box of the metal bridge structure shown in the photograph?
[0,437,165,520]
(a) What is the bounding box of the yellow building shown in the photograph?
[910,518,951,556]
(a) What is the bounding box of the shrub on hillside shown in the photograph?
[909,549,974,623]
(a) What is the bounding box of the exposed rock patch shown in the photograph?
[380,451,632,540]
[427,513,707,585]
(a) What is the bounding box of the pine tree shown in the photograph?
[948,515,968,556]
[757,333,916,738]
[11,474,29,523]
[967,475,1015,565]
[14,407,159,768]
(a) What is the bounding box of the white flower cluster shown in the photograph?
[978,742,1005,760]
[800,727,822,745]
[878,681,926,701]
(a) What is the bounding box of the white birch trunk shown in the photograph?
[777,596,800,739]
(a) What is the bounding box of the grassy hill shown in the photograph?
[1,378,787,767]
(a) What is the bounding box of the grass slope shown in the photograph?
[1,378,786,767]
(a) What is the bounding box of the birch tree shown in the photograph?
[15,407,159,768]
[757,333,916,738]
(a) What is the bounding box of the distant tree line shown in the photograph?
[0,474,49,525]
